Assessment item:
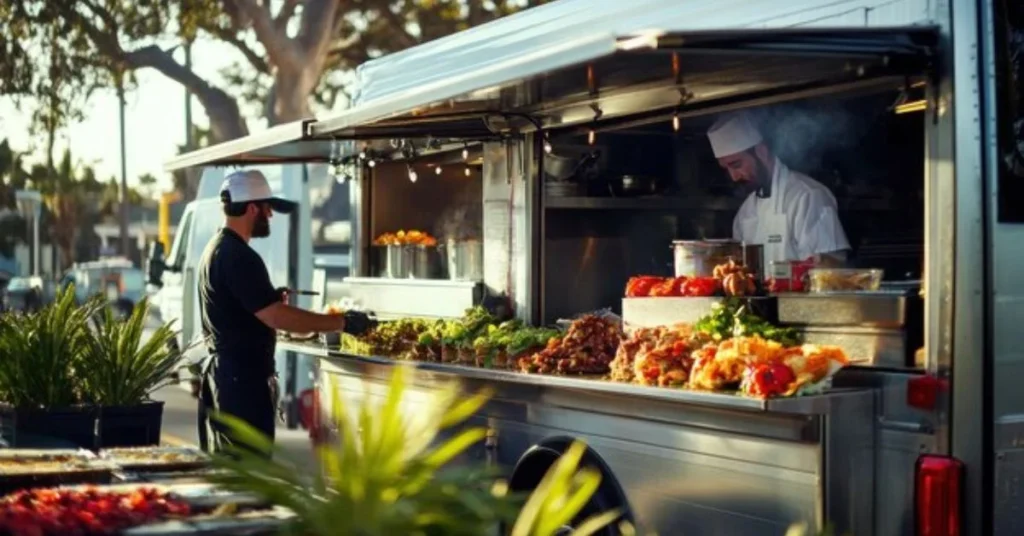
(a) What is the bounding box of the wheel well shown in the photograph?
[507,436,634,529]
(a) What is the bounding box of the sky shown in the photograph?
[0,39,257,194]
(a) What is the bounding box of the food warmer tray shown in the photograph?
[100,447,211,474]
[123,506,294,536]
[320,350,866,416]
[0,449,117,494]
[622,296,777,329]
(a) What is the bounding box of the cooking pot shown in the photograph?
[543,151,601,181]
[445,239,484,281]
[671,240,764,278]
[372,245,443,279]
[607,175,663,197]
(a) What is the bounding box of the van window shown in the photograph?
[169,210,193,268]
[997,0,1024,222]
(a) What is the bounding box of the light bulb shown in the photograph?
[435,166,442,175]
[358,151,367,160]
[367,159,376,168]
[543,140,552,154]
[672,114,680,132]
[588,130,596,145]
[462,147,469,161]
[464,166,471,177]
[336,174,348,185]
[408,165,418,183]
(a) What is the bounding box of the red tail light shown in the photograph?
[916,455,963,536]
[298,388,322,440]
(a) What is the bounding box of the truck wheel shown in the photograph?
[505,438,633,536]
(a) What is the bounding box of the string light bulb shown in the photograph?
[464,166,471,177]
[407,164,418,183]
[588,129,596,146]
[543,132,552,154]
[367,159,376,168]
[435,165,443,175]
[462,145,470,161]
[672,112,680,132]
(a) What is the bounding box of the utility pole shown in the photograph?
[185,41,194,149]
[118,83,130,258]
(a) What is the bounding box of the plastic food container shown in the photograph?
[807,268,884,293]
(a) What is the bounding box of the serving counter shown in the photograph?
[279,340,877,535]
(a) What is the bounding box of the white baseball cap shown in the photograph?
[707,113,763,158]
[219,170,295,213]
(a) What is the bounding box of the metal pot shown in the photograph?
[445,239,484,281]
[373,245,443,279]
[671,239,764,278]
[607,175,663,197]
[544,151,601,181]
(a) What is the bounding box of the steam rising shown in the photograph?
[436,186,482,242]
[750,100,878,172]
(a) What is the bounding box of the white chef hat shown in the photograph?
[707,113,763,158]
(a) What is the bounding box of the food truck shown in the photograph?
[164,0,1024,533]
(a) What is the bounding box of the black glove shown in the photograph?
[342,310,377,336]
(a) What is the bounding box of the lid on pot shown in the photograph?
[670,239,740,246]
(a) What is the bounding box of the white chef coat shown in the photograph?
[732,157,850,263]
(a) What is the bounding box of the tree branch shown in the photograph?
[124,46,248,141]
[231,0,300,67]
[275,0,302,32]
[297,0,341,58]
[376,6,418,49]
[206,25,271,74]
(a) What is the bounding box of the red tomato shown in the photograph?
[741,363,797,398]
[625,276,665,297]
[682,277,718,297]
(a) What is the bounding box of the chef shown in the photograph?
[707,113,850,265]
[197,169,372,457]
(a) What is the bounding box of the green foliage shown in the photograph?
[209,363,621,536]
[78,298,183,406]
[0,286,102,408]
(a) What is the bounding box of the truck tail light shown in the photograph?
[916,454,963,536]
[298,388,324,440]
[907,375,945,410]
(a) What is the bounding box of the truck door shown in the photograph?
[158,206,194,346]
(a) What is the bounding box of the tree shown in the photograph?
[1,1,547,149]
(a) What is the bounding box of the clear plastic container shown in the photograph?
[807,268,883,293]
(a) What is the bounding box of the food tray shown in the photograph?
[807,268,883,293]
[100,446,211,473]
[0,449,117,494]
[123,506,295,536]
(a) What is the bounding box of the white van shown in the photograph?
[148,164,332,430]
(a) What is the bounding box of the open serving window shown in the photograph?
[166,26,937,337]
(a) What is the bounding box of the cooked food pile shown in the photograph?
[0,487,190,535]
[334,298,849,399]
[372,230,438,246]
[517,315,621,375]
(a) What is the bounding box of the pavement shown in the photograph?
[144,320,320,475]
[152,384,320,474]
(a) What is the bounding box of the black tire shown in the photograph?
[505,438,633,536]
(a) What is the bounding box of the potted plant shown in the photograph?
[79,297,182,448]
[0,287,102,449]
[209,364,624,535]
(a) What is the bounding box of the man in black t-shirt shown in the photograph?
[197,170,372,456]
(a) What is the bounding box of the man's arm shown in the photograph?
[255,303,344,333]
[226,248,344,333]
[792,190,851,261]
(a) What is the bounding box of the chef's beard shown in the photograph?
[252,213,271,238]
[734,153,772,198]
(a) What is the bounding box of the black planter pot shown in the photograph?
[1,405,99,450]
[97,401,165,448]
